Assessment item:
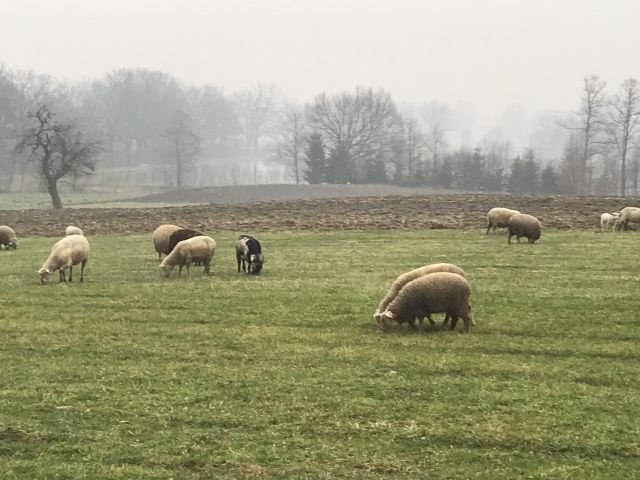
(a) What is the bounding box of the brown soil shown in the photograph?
[1,194,634,237]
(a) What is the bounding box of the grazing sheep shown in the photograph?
[38,234,90,285]
[159,235,216,277]
[617,206,640,231]
[0,225,17,249]
[152,224,182,259]
[486,207,521,234]
[373,263,468,327]
[600,212,620,232]
[507,213,542,244]
[65,225,84,236]
[236,235,264,274]
[377,272,474,333]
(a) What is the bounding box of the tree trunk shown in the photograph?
[47,177,63,209]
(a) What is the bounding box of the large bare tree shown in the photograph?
[605,78,640,196]
[560,75,607,194]
[16,105,100,208]
[164,110,201,189]
[274,103,306,184]
[307,87,400,183]
[234,83,280,153]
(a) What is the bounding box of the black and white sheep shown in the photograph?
[377,272,474,333]
[507,213,542,244]
[159,235,216,277]
[235,235,264,274]
[617,207,640,231]
[152,224,182,259]
[486,208,521,234]
[374,263,468,327]
[0,225,17,249]
[38,234,90,284]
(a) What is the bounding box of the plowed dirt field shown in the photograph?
[1,194,634,237]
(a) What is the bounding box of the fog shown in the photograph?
[2,0,640,198]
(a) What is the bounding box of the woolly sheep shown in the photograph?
[600,212,620,232]
[507,213,542,244]
[617,207,640,231]
[38,234,90,285]
[377,272,474,333]
[373,263,468,327]
[486,207,521,234]
[152,224,182,259]
[159,235,216,277]
[0,225,17,249]
[65,225,84,236]
[236,234,264,274]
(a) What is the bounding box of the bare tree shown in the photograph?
[273,103,306,184]
[307,87,400,183]
[605,78,640,196]
[16,105,100,208]
[560,75,607,194]
[403,118,424,183]
[234,83,280,153]
[422,101,450,174]
[164,110,201,189]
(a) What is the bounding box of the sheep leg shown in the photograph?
[508,234,513,244]
[236,253,242,272]
[426,314,436,327]
[486,222,492,234]
[449,316,459,330]
[442,313,451,327]
[203,259,210,275]
[178,265,183,277]
[59,270,65,282]
[69,265,74,282]
[462,315,471,333]
[80,259,87,282]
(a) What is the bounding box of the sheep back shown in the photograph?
[375,263,466,319]
[379,272,473,332]
[0,225,17,249]
[507,213,542,244]
[486,208,521,233]
[65,225,84,236]
[152,224,182,256]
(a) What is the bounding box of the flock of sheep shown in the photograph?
[1,203,638,334]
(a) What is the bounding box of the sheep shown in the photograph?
[152,224,182,259]
[377,272,474,333]
[373,263,469,328]
[38,234,90,285]
[486,207,521,234]
[600,212,620,232]
[617,206,640,231]
[159,235,216,277]
[507,213,542,244]
[65,225,84,236]
[167,228,205,265]
[0,225,17,249]
[236,235,264,274]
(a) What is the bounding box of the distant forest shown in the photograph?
[0,65,638,196]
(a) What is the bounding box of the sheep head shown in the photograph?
[377,310,396,330]
[38,267,51,285]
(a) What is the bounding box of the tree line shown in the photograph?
[0,65,638,208]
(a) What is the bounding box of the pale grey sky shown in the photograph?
[2,0,639,141]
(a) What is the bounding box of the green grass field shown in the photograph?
[1,229,639,479]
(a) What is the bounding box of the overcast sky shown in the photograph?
[2,0,639,136]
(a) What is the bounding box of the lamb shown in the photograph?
[38,234,90,284]
[600,212,620,232]
[507,213,542,244]
[236,234,264,274]
[159,235,216,277]
[377,272,474,333]
[152,224,182,259]
[65,225,84,236]
[373,263,468,327]
[486,207,521,234]
[617,206,640,231]
[0,225,17,249]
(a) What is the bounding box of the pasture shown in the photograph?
[1,229,639,479]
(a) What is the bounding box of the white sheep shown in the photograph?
[152,224,182,259]
[617,207,640,231]
[0,225,17,249]
[508,213,542,244]
[486,207,521,234]
[377,272,474,333]
[65,225,84,236]
[159,235,216,277]
[600,212,620,232]
[374,263,469,327]
[38,234,90,284]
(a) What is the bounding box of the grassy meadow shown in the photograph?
[1,229,639,479]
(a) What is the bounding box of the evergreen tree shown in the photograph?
[303,133,326,184]
[326,144,350,183]
[540,163,559,194]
